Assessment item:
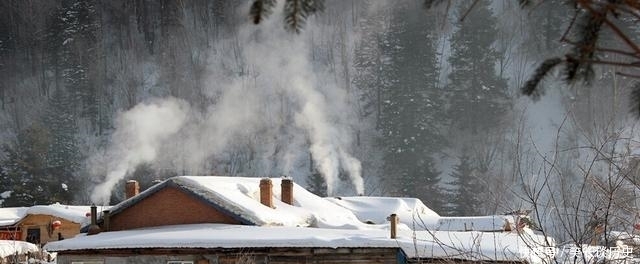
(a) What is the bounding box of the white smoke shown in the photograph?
[89,1,365,201]
[90,98,190,204]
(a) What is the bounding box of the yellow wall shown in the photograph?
[17,214,82,245]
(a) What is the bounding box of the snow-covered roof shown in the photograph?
[0,240,39,258]
[326,196,521,232]
[0,204,101,227]
[43,223,551,263]
[108,176,382,229]
[325,196,441,227]
[0,207,27,227]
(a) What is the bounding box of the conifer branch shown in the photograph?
[576,0,640,55]
[521,57,563,100]
[424,0,448,9]
[250,0,276,24]
[284,0,302,33]
[283,0,324,33]
[564,7,603,83]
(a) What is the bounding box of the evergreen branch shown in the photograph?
[250,0,276,24]
[518,0,533,7]
[284,0,303,33]
[302,0,324,15]
[630,82,640,117]
[577,0,640,55]
[283,0,324,33]
[521,57,563,100]
[424,0,448,9]
[564,8,603,83]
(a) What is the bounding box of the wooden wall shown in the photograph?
[17,214,82,245]
[56,247,400,264]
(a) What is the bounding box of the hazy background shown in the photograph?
[1,0,640,241]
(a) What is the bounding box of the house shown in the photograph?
[0,203,99,245]
[45,176,553,264]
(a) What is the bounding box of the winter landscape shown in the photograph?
[1,0,640,263]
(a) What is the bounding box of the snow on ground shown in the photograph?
[0,239,39,258]
[0,203,100,227]
[43,223,551,263]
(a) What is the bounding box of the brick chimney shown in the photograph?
[259,178,273,208]
[125,180,140,199]
[281,178,293,205]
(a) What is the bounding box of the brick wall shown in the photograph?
[109,186,241,231]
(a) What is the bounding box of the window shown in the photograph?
[26,228,40,244]
[167,261,194,264]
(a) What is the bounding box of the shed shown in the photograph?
[0,204,98,245]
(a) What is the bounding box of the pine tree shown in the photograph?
[378,1,446,211]
[446,0,510,134]
[42,90,82,203]
[306,172,328,197]
[0,123,75,206]
[48,0,101,128]
[352,2,387,127]
[448,155,481,216]
[0,144,34,206]
[524,0,569,55]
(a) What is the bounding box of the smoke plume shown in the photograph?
[89,1,364,202]
[90,98,190,204]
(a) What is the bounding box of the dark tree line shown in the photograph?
[0,0,239,206]
[3,0,636,219]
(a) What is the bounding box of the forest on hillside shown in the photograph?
[1,0,640,241]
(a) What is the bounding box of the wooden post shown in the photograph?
[388,214,398,239]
